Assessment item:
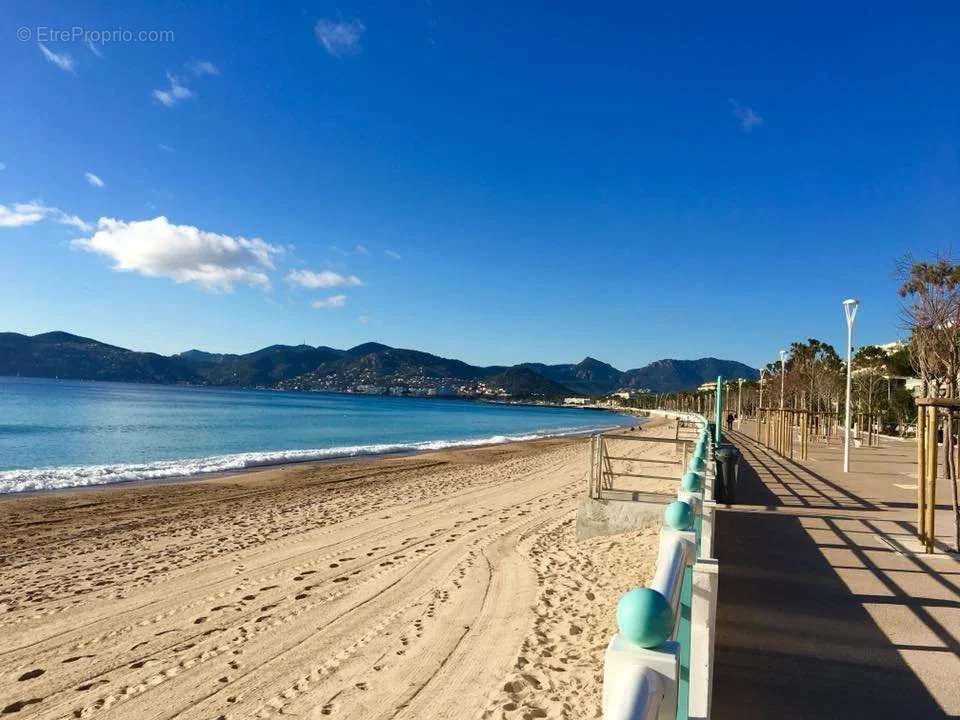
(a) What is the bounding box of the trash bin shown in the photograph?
[714,443,741,504]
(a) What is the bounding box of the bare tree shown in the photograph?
[899,257,960,550]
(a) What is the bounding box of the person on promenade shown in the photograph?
[726,412,734,431]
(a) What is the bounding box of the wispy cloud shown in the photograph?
[38,42,76,73]
[188,60,219,76]
[384,249,401,260]
[287,269,364,288]
[314,19,366,57]
[85,172,105,188]
[85,37,103,58]
[358,314,370,325]
[0,203,45,228]
[151,60,219,107]
[158,144,175,153]
[72,216,281,291]
[730,99,763,132]
[153,72,194,107]
[354,243,369,255]
[312,294,347,309]
[0,162,6,171]
[0,201,91,231]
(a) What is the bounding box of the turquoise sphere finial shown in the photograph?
[616,588,674,647]
[664,500,693,530]
[681,471,701,492]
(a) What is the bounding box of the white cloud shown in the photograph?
[358,314,370,324]
[287,269,364,288]
[384,249,401,260]
[0,201,91,231]
[153,73,194,107]
[354,243,369,255]
[730,100,763,132]
[86,38,103,58]
[158,144,174,152]
[312,294,347,309]
[72,216,281,291]
[188,60,219,76]
[38,42,76,73]
[85,172,105,188]
[314,19,366,57]
[0,203,45,228]
[0,162,5,171]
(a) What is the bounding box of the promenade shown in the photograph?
[712,423,960,718]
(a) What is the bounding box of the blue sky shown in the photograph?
[1,2,958,370]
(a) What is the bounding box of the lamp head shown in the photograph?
[843,298,859,325]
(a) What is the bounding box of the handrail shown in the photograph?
[649,531,692,616]
[602,410,719,720]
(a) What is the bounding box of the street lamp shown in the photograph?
[737,378,744,428]
[843,298,860,473]
[759,368,767,410]
[779,350,787,410]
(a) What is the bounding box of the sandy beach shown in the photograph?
[0,420,675,720]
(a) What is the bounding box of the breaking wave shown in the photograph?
[0,423,629,494]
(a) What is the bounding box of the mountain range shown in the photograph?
[0,331,758,397]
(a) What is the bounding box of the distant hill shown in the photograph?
[621,358,758,392]
[198,345,345,387]
[0,331,757,397]
[0,331,198,384]
[521,357,624,395]
[176,349,231,365]
[482,366,577,398]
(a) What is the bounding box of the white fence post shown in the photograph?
[603,639,680,720]
[689,558,719,719]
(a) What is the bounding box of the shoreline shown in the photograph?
[0,417,647,500]
[0,416,671,719]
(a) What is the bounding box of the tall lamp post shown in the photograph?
[758,368,767,410]
[737,378,744,428]
[779,350,787,410]
[843,298,860,473]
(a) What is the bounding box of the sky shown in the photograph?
[2,2,959,371]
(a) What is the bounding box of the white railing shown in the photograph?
[602,412,720,720]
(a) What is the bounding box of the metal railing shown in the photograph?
[589,422,696,500]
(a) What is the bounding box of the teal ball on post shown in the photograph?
[681,471,701,492]
[616,588,674,647]
[664,500,693,530]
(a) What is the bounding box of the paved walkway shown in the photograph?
[712,423,960,719]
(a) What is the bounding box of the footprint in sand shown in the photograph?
[62,655,96,663]
[2,698,43,713]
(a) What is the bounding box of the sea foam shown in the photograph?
[0,423,626,494]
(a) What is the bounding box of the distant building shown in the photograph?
[877,340,907,354]
[563,397,590,406]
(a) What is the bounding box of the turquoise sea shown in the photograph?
[0,377,634,493]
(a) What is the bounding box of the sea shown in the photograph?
[0,377,635,493]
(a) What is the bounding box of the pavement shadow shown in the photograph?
[712,439,949,719]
